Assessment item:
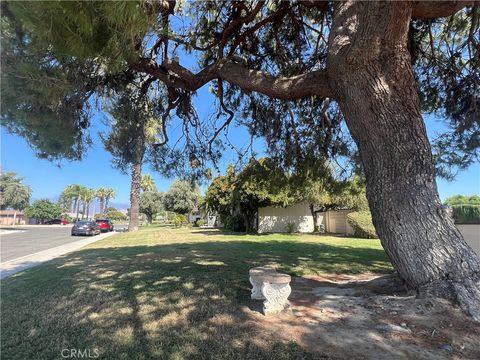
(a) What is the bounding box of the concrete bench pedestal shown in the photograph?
[249,267,291,315]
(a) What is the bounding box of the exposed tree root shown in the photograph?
[418,273,480,322]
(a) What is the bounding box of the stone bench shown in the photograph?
[249,267,292,315]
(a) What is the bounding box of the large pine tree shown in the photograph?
[1,1,479,319]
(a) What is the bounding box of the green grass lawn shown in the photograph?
[1,227,392,360]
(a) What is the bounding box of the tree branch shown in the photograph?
[412,1,472,19]
[228,2,291,56]
[132,58,332,99]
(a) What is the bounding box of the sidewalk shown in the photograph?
[0,232,117,279]
[0,229,25,236]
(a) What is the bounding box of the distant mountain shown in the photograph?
[108,201,130,211]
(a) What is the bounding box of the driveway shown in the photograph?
[0,226,91,263]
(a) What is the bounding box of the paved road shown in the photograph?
[0,226,113,263]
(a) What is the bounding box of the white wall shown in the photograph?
[258,205,356,234]
[457,224,480,256]
[259,205,480,252]
[322,210,355,235]
[258,202,314,233]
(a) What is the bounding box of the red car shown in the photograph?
[95,219,114,232]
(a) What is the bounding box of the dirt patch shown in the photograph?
[243,273,480,360]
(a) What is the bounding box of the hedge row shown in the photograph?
[451,205,480,224]
[345,206,479,239]
[346,211,378,239]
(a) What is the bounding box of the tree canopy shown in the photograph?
[140,190,164,223]
[141,174,157,192]
[2,1,477,176]
[25,199,62,223]
[2,1,480,320]
[103,207,127,222]
[444,194,480,206]
[163,180,200,215]
[95,187,116,214]
[0,171,32,211]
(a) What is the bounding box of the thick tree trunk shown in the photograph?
[128,161,142,231]
[328,1,480,320]
[128,132,146,232]
[309,204,319,232]
[146,214,153,224]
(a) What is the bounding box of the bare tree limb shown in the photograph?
[208,79,234,155]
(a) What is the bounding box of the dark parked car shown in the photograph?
[71,220,101,236]
[44,219,69,225]
[96,219,114,232]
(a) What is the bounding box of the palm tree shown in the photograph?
[104,188,115,211]
[82,188,96,220]
[70,185,87,220]
[0,172,32,225]
[60,184,77,213]
[141,174,156,192]
[96,188,108,214]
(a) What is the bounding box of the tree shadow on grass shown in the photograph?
[192,229,271,236]
[1,240,393,360]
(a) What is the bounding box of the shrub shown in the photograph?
[172,214,187,227]
[104,208,128,221]
[285,222,296,233]
[196,219,206,227]
[25,199,62,223]
[451,205,480,224]
[318,224,325,233]
[222,214,246,232]
[346,211,378,239]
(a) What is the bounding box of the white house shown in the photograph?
[257,203,480,257]
[258,202,355,234]
[258,202,315,233]
[188,208,203,223]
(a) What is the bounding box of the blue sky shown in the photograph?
[1,86,479,207]
[0,84,267,207]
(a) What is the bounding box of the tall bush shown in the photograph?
[221,214,246,232]
[346,211,378,239]
[25,199,62,223]
[451,205,480,224]
[172,213,188,227]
